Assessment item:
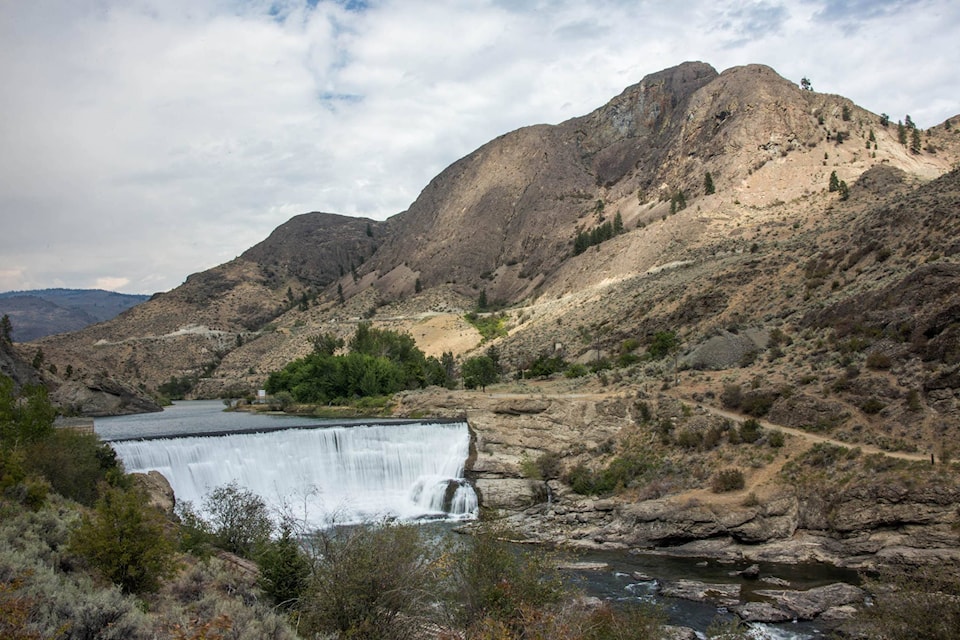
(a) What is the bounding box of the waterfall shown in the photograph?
[111,421,478,529]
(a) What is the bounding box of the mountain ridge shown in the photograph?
[23,61,960,444]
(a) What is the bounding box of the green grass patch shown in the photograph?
[464,312,508,342]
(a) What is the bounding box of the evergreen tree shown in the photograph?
[337,283,345,304]
[613,211,624,234]
[477,288,488,311]
[836,131,844,144]
[800,77,813,91]
[838,180,850,201]
[898,120,907,145]
[905,114,915,129]
[910,127,922,154]
[880,113,890,127]
[365,222,373,237]
[829,171,839,192]
[842,105,852,121]
[0,314,11,343]
[704,172,715,195]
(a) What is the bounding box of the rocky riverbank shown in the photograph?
[392,385,960,570]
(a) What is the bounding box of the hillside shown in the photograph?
[26,61,960,443]
[0,288,149,341]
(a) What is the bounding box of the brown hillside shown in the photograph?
[26,62,960,434]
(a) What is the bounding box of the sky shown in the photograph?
[1,0,957,295]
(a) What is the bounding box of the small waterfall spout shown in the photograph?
[111,421,478,529]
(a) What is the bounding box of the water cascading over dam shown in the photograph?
[111,421,478,529]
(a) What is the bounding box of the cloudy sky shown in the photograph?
[1,0,957,294]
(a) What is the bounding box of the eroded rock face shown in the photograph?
[50,375,162,416]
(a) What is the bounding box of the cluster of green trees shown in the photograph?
[1,376,126,509]
[829,170,850,200]
[265,323,456,404]
[573,212,624,255]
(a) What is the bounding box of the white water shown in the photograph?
[111,422,478,529]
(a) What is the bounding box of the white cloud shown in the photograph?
[0,0,957,294]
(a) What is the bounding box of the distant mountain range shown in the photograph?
[0,288,149,342]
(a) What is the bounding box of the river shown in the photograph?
[97,401,852,639]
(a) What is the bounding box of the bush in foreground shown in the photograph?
[70,484,177,594]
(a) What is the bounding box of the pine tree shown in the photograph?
[828,171,839,192]
[838,180,850,201]
[337,283,345,304]
[477,288,488,311]
[613,211,624,234]
[0,314,11,343]
[704,172,715,195]
[898,120,907,145]
[910,127,922,154]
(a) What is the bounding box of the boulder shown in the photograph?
[754,583,864,620]
[662,626,699,640]
[131,470,176,516]
[730,602,794,623]
[658,579,741,606]
[474,478,548,510]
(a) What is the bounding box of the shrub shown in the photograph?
[865,351,892,370]
[720,384,742,409]
[564,363,588,378]
[740,391,775,417]
[70,485,177,594]
[767,430,785,448]
[676,429,703,450]
[647,331,679,360]
[534,451,562,480]
[711,468,745,493]
[203,482,273,558]
[26,430,125,506]
[446,527,565,634]
[300,522,440,640]
[860,397,885,415]
[739,418,763,443]
[854,565,960,639]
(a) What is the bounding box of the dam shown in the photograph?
[110,420,478,529]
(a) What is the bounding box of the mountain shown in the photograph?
[26,61,960,446]
[0,289,149,342]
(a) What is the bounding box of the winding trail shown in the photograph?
[672,394,929,462]
[665,392,931,500]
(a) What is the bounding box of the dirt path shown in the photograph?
[676,396,929,462]
[666,392,931,502]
